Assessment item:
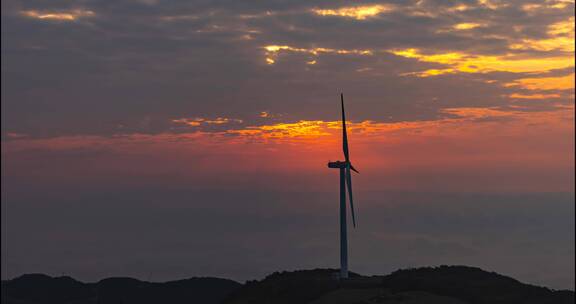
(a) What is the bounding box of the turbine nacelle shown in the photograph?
[328,161,359,173]
[327,161,347,169]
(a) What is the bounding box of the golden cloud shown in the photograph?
[311,5,394,20]
[522,1,571,12]
[263,45,373,65]
[510,17,575,52]
[390,48,574,77]
[21,9,95,21]
[453,23,484,30]
[478,0,509,10]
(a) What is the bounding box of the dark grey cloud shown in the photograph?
[2,0,574,138]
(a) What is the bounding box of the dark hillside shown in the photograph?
[381,266,574,304]
[222,269,364,304]
[2,266,573,304]
[224,266,574,304]
[1,274,93,304]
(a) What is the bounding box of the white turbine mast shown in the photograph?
[327,93,359,279]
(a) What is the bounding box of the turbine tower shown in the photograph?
[328,93,359,279]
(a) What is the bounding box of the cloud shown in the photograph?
[505,73,575,90]
[452,22,485,30]
[509,93,562,99]
[262,45,373,65]
[311,4,395,20]
[20,9,95,21]
[389,48,574,76]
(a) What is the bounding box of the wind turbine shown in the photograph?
[328,93,359,279]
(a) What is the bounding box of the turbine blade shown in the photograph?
[341,93,350,163]
[346,164,357,228]
[350,164,359,174]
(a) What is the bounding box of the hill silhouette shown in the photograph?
[1,274,240,304]
[2,266,573,304]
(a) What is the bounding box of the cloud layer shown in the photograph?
[2,0,574,137]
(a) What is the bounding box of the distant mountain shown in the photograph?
[1,274,93,304]
[2,266,573,304]
[1,274,241,304]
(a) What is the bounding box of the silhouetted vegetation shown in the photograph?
[2,266,573,304]
[222,269,364,304]
[223,266,574,304]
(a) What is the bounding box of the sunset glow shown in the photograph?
[172,117,244,127]
[4,105,573,196]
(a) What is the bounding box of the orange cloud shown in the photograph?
[509,93,562,99]
[4,106,573,193]
[219,106,555,142]
[506,73,575,91]
[172,117,243,127]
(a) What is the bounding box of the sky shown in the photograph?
[1,0,575,290]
